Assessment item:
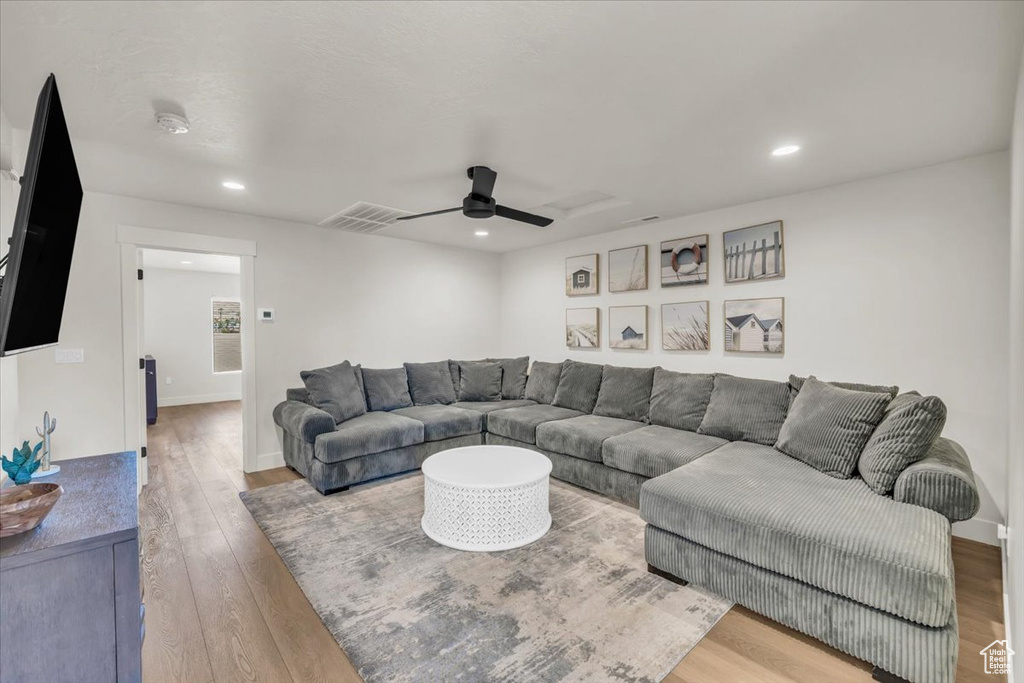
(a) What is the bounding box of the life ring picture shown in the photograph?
[660,234,709,287]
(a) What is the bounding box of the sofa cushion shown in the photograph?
[404,361,457,406]
[640,441,955,627]
[775,377,891,479]
[592,365,655,422]
[314,411,424,463]
[299,361,367,423]
[458,361,503,402]
[536,415,644,462]
[273,400,336,443]
[602,425,726,478]
[486,404,584,444]
[524,361,562,404]
[391,405,484,442]
[361,367,413,412]
[451,399,537,414]
[649,369,714,432]
[286,387,313,404]
[893,437,979,522]
[859,392,947,495]
[551,359,604,413]
[697,375,790,446]
[486,356,530,399]
[789,375,898,403]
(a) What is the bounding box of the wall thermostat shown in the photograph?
[258,308,275,322]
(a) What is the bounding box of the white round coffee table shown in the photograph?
[421,445,552,552]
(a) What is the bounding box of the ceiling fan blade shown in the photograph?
[469,166,497,199]
[495,205,553,227]
[395,207,462,221]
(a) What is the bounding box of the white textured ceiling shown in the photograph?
[141,249,240,275]
[1,1,1022,253]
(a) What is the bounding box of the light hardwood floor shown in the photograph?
[141,401,1006,683]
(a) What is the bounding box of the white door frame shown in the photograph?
[117,225,259,474]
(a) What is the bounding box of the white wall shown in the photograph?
[500,152,1011,543]
[1006,48,1023,683]
[12,183,502,465]
[0,106,18,467]
[143,267,242,407]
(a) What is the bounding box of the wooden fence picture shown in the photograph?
[723,220,785,283]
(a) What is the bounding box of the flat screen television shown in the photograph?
[0,74,83,356]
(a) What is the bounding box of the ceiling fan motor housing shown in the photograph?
[463,194,496,219]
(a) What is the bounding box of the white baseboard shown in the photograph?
[157,392,243,407]
[952,517,1001,546]
[256,451,285,471]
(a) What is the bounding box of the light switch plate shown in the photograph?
[55,348,85,364]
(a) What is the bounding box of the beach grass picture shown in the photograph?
[608,245,648,292]
[662,301,709,351]
[609,305,648,350]
[566,307,600,348]
[723,220,784,283]
[566,253,599,296]
[724,297,784,354]
[660,234,708,287]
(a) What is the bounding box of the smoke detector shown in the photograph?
[155,113,190,135]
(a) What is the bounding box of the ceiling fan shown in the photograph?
[396,166,553,228]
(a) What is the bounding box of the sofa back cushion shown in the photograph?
[524,361,563,404]
[697,374,790,445]
[404,361,457,405]
[299,361,367,423]
[592,365,655,422]
[286,387,313,404]
[858,391,947,494]
[649,369,715,432]
[775,377,891,478]
[361,367,413,411]
[485,356,530,399]
[458,362,504,401]
[789,375,898,404]
[552,359,604,413]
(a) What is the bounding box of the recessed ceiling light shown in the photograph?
[771,144,801,157]
[155,113,190,134]
[222,180,245,190]
[474,230,489,237]
[180,260,193,265]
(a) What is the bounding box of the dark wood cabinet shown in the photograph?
[0,452,141,683]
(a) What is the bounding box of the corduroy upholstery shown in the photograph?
[524,361,563,404]
[391,405,484,442]
[486,356,530,399]
[486,404,584,444]
[640,442,954,627]
[404,361,458,406]
[458,361,504,402]
[314,412,424,463]
[535,414,644,462]
[893,437,980,522]
[361,367,413,412]
[300,360,367,423]
[592,365,655,422]
[697,375,790,445]
[859,392,947,495]
[788,374,899,401]
[450,399,537,414]
[274,400,336,443]
[648,369,714,432]
[602,425,726,479]
[551,359,604,413]
[286,387,312,404]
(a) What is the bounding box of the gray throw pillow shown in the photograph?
[697,374,790,445]
[486,357,530,399]
[361,367,413,412]
[649,368,715,432]
[458,362,503,401]
[299,361,367,423]
[552,359,604,413]
[775,377,892,478]
[404,361,457,405]
[789,375,897,405]
[593,365,655,422]
[524,361,563,404]
[286,387,312,404]
[858,392,947,494]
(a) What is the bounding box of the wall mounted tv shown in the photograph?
[0,74,83,356]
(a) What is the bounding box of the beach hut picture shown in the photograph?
[566,253,599,296]
[608,245,648,292]
[723,220,785,283]
[661,234,709,287]
[609,305,648,349]
[662,301,710,351]
[566,307,600,348]
[724,297,784,354]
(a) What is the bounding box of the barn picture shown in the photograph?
[565,253,599,295]
[724,298,784,354]
[609,305,648,349]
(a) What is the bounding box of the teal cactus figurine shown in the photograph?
[1,441,43,485]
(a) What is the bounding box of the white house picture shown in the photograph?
[566,253,599,296]
[566,307,599,348]
[723,220,785,283]
[662,301,709,351]
[724,297,784,353]
[609,305,648,349]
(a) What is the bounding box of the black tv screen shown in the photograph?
[0,74,83,356]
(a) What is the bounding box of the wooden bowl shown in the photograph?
[0,483,63,537]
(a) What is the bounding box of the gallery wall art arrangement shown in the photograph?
[564,220,785,354]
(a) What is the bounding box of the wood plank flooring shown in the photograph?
[141,401,1006,682]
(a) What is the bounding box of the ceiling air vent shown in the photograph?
[318,202,410,234]
[620,215,662,226]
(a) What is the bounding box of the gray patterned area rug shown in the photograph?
[240,474,731,683]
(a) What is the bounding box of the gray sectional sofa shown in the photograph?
[273,357,980,683]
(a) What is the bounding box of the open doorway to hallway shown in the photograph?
[140,248,245,478]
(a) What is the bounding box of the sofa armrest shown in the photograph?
[273,400,336,444]
[892,437,980,522]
